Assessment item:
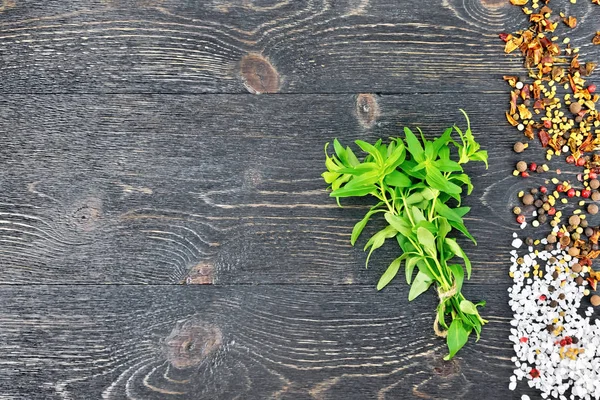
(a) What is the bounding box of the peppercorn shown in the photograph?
[537,208,545,215]
[521,171,529,178]
[514,142,525,153]
[589,84,597,93]
[569,215,581,227]
[529,162,537,172]
[572,263,582,273]
[541,195,549,203]
[536,166,544,174]
[550,300,558,308]
[516,161,528,172]
[585,227,594,237]
[513,206,522,215]
[576,116,583,123]
[548,207,556,216]
[552,271,559,279]
[590,172,598,180]
[545,244,555,251]
[570,102,582,114]
[566,155,575,164]
[559,293,566,300]
[540,186,548,194]
[547,234,557,244]
[567,188,576,198]
[588,204,599,215]
[546,324,555,332]
[557,184,565,192]
[576,277,585,285]
[525,237,534,246]
[548,285,555,292]
[594,244,600,251]
[581,219,588,228]
[577,157,586,167]
[582,189,591,198]
[591,295,600,307]
[590,179,600,190]
[522,194,534,205]
[572,232,580,241]
[517,214,525,224]
[538,215,547,224]
[569,247,580,257]
[560,236,571,247]
[593,191,600,201]
[572,337,579,344]
[534,199,543,208]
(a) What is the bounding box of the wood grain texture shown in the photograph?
[0,284,533,400]
[0,0,598,94]
[0,92,541,285]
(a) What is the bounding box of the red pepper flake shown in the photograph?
[530,368,540,378]
[499,33,511,42]
[590,172,598,180]
[548,207,556,216]
[594,32,600,46]
[538,130,550,147]
[566,155,575,164]
[521,171,530,178]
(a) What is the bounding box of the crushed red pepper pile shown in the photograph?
[501,0,600,305]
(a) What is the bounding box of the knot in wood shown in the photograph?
[355,93,379,128]
[240,53,280,94]
[164,319,223,369]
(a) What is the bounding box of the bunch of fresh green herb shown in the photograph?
[322,110,488,360]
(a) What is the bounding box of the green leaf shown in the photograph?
[449,220,476,245]
[437,217,451,241]
[333,139,348,164]
[405,256,421,284]
[444,318,470,360]
[346,146,360,166]
[355,140,383,164]
[435,159,463,172]
[384,143,406,172]
[405,192,424,205]
[454,206,471,218]
[404,127,425,162]
[470,150,489,169]
[384,213,413,237]
[330,185,376,198]
[425,165,462,194]
[384,170,412,187]
[408,271,433,301]
[447,263,464,293]
[377,256,403,290]
[417,226,436,256]
[434,202,464,224]
[351,206,383,246]
[364,225,397,267]
[322,171,340,184]
[410,206,426,224]
[459,300,479,315]
[445,238,472,279]
[337,162,379,175]
[432,128,453,154]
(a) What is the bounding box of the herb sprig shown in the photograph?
[323,110,488,359]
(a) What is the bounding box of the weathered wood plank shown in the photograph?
[0,0,597,94]
[0,92,562,285]
[0,284,532,400]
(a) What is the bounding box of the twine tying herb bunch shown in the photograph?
[322,110,489,359]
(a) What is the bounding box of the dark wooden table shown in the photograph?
[1,1,599,399]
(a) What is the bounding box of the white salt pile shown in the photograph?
[509,241,600,399]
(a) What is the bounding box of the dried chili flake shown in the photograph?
[510,0,528,5]
[594,32,600,45]
[563,16,577,29]
[506,111,519,127]
[539,130,550,147]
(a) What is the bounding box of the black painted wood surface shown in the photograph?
[1,0,600,399]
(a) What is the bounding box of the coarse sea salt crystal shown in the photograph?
[512,238,523,248]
